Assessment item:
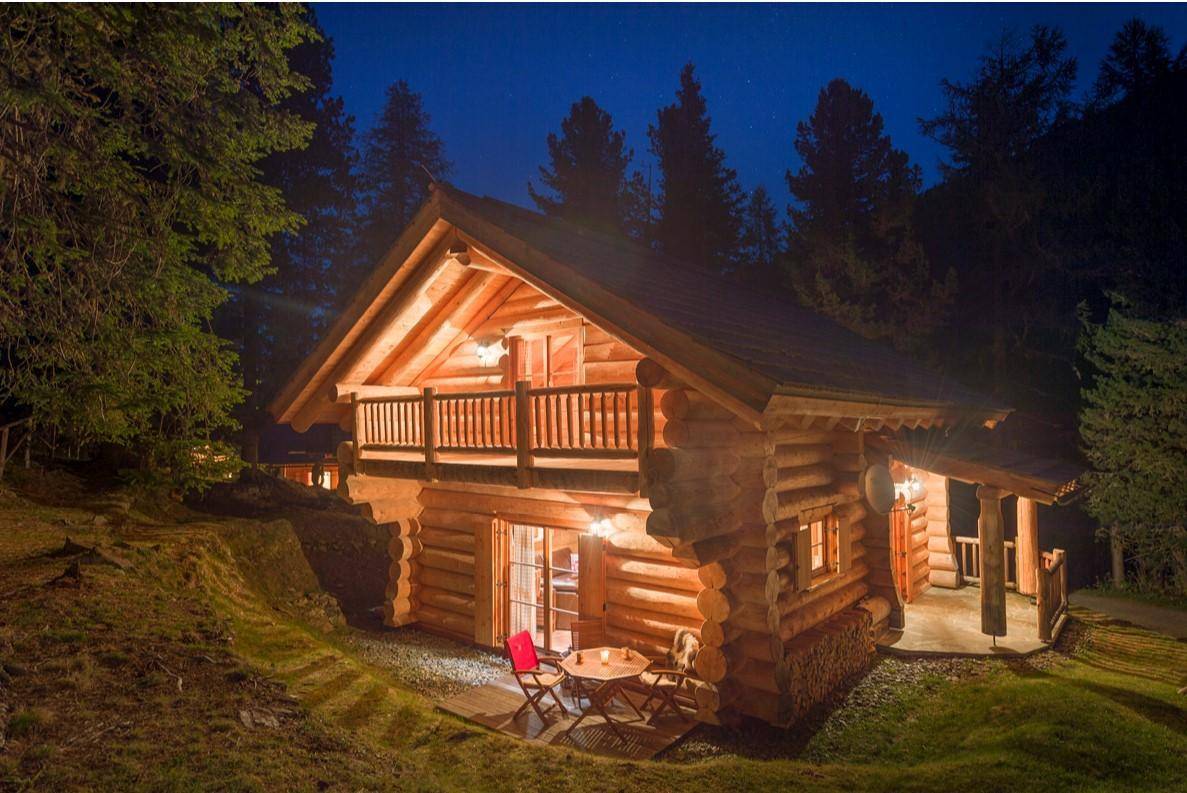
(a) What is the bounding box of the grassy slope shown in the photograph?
[0,492,1184,792]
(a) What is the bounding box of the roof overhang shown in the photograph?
[867,430,1083,505]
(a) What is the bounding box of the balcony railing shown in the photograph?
[350,381,652,488]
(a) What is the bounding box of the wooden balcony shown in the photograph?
[346,382,653,494]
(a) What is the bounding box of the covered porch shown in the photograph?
[868,430,1081,655]
[877,586,1046,656]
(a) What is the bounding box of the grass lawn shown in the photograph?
[0,483,1184,792]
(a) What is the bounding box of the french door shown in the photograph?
[504,523,580,653]
[891,495,915,603]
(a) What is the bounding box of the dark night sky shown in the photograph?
[315,3,1187,206]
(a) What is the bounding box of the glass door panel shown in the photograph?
[508,524,543,648]
[548,529,580,653]
[506,523,580,653]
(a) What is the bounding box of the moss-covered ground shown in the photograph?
[0,480,1183,792]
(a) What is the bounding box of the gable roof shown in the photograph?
[270,183,1009,430]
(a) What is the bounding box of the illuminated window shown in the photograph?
[806,515,838,579]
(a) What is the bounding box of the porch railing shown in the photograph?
[351,381,651,477]
[1036,549,1069,641]
[954,535,1018,590]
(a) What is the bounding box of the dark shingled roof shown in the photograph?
[441,185,1004,413]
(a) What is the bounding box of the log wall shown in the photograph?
[334,468,424,628]
[412,482,669,647]
[414,279,650,395]
[921,470,958,588]
[639,362,878,726]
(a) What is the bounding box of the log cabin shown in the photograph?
[269,182,1079,727]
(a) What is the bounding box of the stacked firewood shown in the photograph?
[740,607,873,727]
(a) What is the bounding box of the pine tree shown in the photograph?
[226,9,358,460]
[356,81,449,272]
[1091,18,1181,106]
[529,96,646,237]
[919,26,1076,399]
[648,63,743,273]
[1079,298,1187,595]
[737,186,782,287]
[0,4,314,488]
[787,79,954,353]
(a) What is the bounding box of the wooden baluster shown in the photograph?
[613,391,621,448]
[544,393,553,449]
[625,390,633,450]
[563,393,572,449]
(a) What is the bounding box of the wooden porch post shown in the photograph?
[351,393,364,474]
[1015,497,1040,597]
[977,486,1008,637]
[514,380,532,488]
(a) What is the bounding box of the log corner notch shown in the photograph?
[336,470,424,629]
[637,360,769,724]
[976,485,1008,638]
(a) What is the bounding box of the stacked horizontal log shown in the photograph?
[583,324,647,386]
[413,504,483,639]
[738,429,873,725]
[335,470,424,630]
[921,470,959,588]
[604,528,702,655]
[891,462,932,599]
[637,366,767,723]
[415,483,652,645]
[861,449,904,630]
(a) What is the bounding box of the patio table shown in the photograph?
[559,647,650,743]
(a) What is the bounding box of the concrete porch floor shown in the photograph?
[876,585,1049,657]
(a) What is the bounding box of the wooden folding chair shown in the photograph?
[566,619,606,706]
[639,666,696,723]
[504,631,569,722]
[640,629,700,723]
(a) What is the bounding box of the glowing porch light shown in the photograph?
[588,517,613,537]
[475,340,503,367]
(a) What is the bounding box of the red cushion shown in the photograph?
[504,631,540,672]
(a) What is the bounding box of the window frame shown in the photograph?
[805,513,840,584]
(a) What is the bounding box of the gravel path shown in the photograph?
[345,627,506,700]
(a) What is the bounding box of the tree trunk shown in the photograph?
[1109,527,1125,588]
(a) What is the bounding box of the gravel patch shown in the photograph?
[664,633,1085,765]
[345,626,506,700]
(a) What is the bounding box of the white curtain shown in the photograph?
[509,525,539,643]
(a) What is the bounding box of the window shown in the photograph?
[805,515,838,580]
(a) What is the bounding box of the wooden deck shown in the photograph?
[437,673,697,759]
[877,586,1048,657]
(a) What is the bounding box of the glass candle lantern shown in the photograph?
[599,649,610,665]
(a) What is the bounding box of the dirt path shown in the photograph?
[1070,590,1187,640]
